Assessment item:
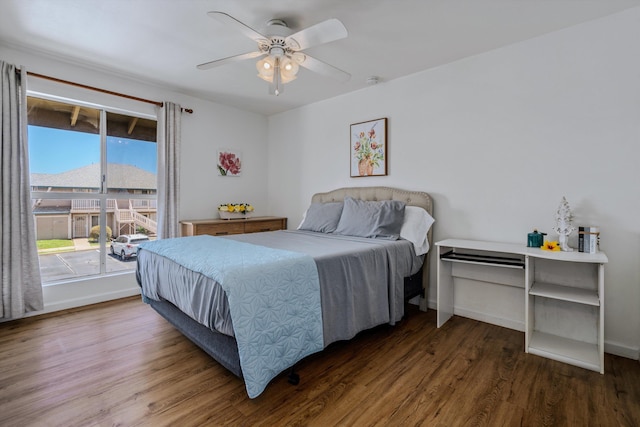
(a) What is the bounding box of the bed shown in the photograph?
[136,186,434,398]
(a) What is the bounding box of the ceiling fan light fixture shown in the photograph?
[256,57,275,81]
[256,55,298,89]
[280,57,299,83]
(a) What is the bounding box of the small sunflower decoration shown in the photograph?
[541,240,561,251]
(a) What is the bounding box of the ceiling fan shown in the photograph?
[197,12,350,96]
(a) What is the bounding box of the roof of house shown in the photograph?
[32,206,71,215]
[31,163,156,191]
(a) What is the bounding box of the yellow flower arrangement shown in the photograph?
[541,240,561,251]
[218,203,254,214]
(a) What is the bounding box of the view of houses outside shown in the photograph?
[28,97,157,283]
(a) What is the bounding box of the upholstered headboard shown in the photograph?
[311,186,434,309]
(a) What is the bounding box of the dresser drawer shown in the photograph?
[197,222,245,236]
[244,219,285,233]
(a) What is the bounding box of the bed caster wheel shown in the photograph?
[288,372,300,385]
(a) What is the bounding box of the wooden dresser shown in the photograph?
[180,216,287,237]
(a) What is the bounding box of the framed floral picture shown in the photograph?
[217,148,242,176]
[350,117,387,177]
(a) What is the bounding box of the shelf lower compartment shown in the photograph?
[528,331,602,373]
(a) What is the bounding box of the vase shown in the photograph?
[218,211,252,220]
[358,159,374,176]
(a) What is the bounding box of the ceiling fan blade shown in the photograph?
[197,51,264,70]
[207,11,267,42]
[295,53,351,82]
[286,18,347,50]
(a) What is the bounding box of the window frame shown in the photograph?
[27,91,158,284]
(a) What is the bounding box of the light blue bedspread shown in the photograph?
[139,235,323,398]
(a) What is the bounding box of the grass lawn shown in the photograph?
[37,239,74,250]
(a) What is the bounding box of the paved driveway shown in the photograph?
[38,249,136,283]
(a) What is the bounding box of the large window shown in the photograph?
[28,96,157,283]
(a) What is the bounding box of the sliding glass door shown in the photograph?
[27,96,157,283]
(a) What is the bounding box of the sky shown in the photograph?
[28,125,157,174]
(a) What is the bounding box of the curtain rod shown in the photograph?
[21,70,193,114]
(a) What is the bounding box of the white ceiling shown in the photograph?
[1,0,639,116]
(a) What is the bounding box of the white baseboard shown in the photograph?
[427,299,524,331]
[605,340,640,360]
[453,307,525,332]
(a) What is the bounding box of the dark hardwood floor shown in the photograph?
[1,296,638,426]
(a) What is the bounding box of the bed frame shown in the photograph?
[144,186,433,379]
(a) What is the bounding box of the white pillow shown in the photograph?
[400,206,435,256]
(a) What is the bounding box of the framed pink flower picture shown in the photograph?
[350,117,387,177]
[217,149,242,177]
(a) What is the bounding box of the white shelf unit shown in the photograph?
[436,238,608,373]
[525,253,606,374]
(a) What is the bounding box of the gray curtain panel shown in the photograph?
[0,61,44,319]
[156,102,181,239]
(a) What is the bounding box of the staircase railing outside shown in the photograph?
[129,200,157,233]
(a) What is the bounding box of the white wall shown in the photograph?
[0,44,269,314]
[267,9,640,359]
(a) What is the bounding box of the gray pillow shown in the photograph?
[334,197,406,240]
[298,202,344,233]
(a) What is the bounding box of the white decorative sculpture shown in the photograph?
[553,196,576,252]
